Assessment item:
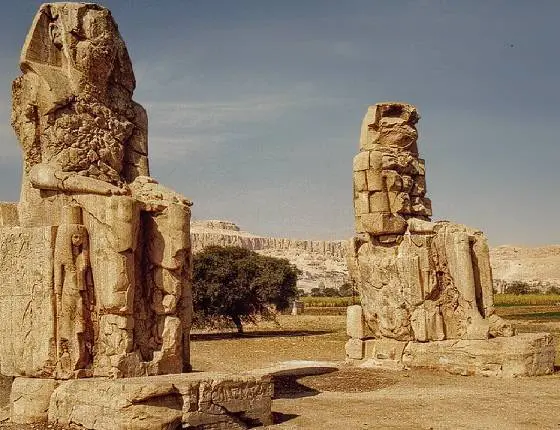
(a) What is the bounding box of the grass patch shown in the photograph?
[301,296,359,307]
[494,294,560,307]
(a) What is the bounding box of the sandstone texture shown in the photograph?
[1,2,192,380]
[344,103,555,375]
[5,373,271,429]
[10,378,58,424]
[347,102,509,343]
[0,5,275,430]
[191,220,348,292]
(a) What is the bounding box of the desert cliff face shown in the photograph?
[490,245,560,291]
[191,220,560,293]
[191,220,348,291]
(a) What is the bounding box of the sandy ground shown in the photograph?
[192,312,560,430]
[2,310,560,429]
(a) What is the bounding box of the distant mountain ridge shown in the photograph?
[190,220,560,292]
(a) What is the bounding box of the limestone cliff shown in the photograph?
[191,220,560,294]
[191,220,348,291]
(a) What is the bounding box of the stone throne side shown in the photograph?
[0,2,193,380]
[345,103,556,376]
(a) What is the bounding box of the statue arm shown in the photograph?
[29,164,129,196]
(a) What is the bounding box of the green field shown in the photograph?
[494,293,560,307]
[302,294,560,308]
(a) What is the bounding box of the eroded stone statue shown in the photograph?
[0,5,276,428]
[1,2,193,379]
[345,103,555,376]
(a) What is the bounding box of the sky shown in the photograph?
[0,1,559,245]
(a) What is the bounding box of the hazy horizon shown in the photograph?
[0,1,559,246]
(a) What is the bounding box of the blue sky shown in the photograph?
[0,1,559,245]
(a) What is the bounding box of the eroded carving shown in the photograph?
[0,2,192,379]
[347,102,513,343]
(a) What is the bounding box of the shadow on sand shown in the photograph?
[272,368,339,400]
[190,329,333,341]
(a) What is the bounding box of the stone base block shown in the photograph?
[403,333,556,377]
[47,372,273,430]
[345,338,364,359]
[346,305,365,339]
[347,333,556,377]
[10,378,58,424]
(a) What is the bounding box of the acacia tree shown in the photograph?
[192,246,300,334]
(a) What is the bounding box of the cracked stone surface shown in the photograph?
[0,1,193,381]
[47,373,273,430]
[345,103,556,374]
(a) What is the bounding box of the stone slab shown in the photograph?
[48,372,273,429]
[345,338,364,360]
[402,332,556,377]
[10,378,58,424]
[346,305,365,339]
[347,333,555,377]
[0,227,56,377]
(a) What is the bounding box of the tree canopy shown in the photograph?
[192,246,300,333]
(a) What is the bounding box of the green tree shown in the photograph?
[323,287,340,297]
[338,282,356,297]
[310,287,323,297]
[193,246,300,334]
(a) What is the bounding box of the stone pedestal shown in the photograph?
[10,378,58,424]
[345,333,556,377]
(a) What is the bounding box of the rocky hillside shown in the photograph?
[191,220,348,292]
[490,245,560,292]
[191,220,560,293]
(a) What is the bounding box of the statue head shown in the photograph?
[21,3,135,99]
[360,102,419,153]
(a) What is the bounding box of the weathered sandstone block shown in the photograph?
[347,103,512,343]
[402,333,556,377]
[0,227,57,377]
[48,373,273,430]
[10,378,58,424]
[345,103,555,376]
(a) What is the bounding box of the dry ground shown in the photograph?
[2,308,559,429]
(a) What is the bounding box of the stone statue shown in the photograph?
[347,102,513,344]
[0,2,193,379]
[53,205,92,378]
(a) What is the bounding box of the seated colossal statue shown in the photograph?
[0,3,192,379]
[347,102,513,343]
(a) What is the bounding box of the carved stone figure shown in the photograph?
[53,205,92,379]
[0,2,193,379]
[347,102,512,342]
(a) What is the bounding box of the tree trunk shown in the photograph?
[231,314,244,335]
